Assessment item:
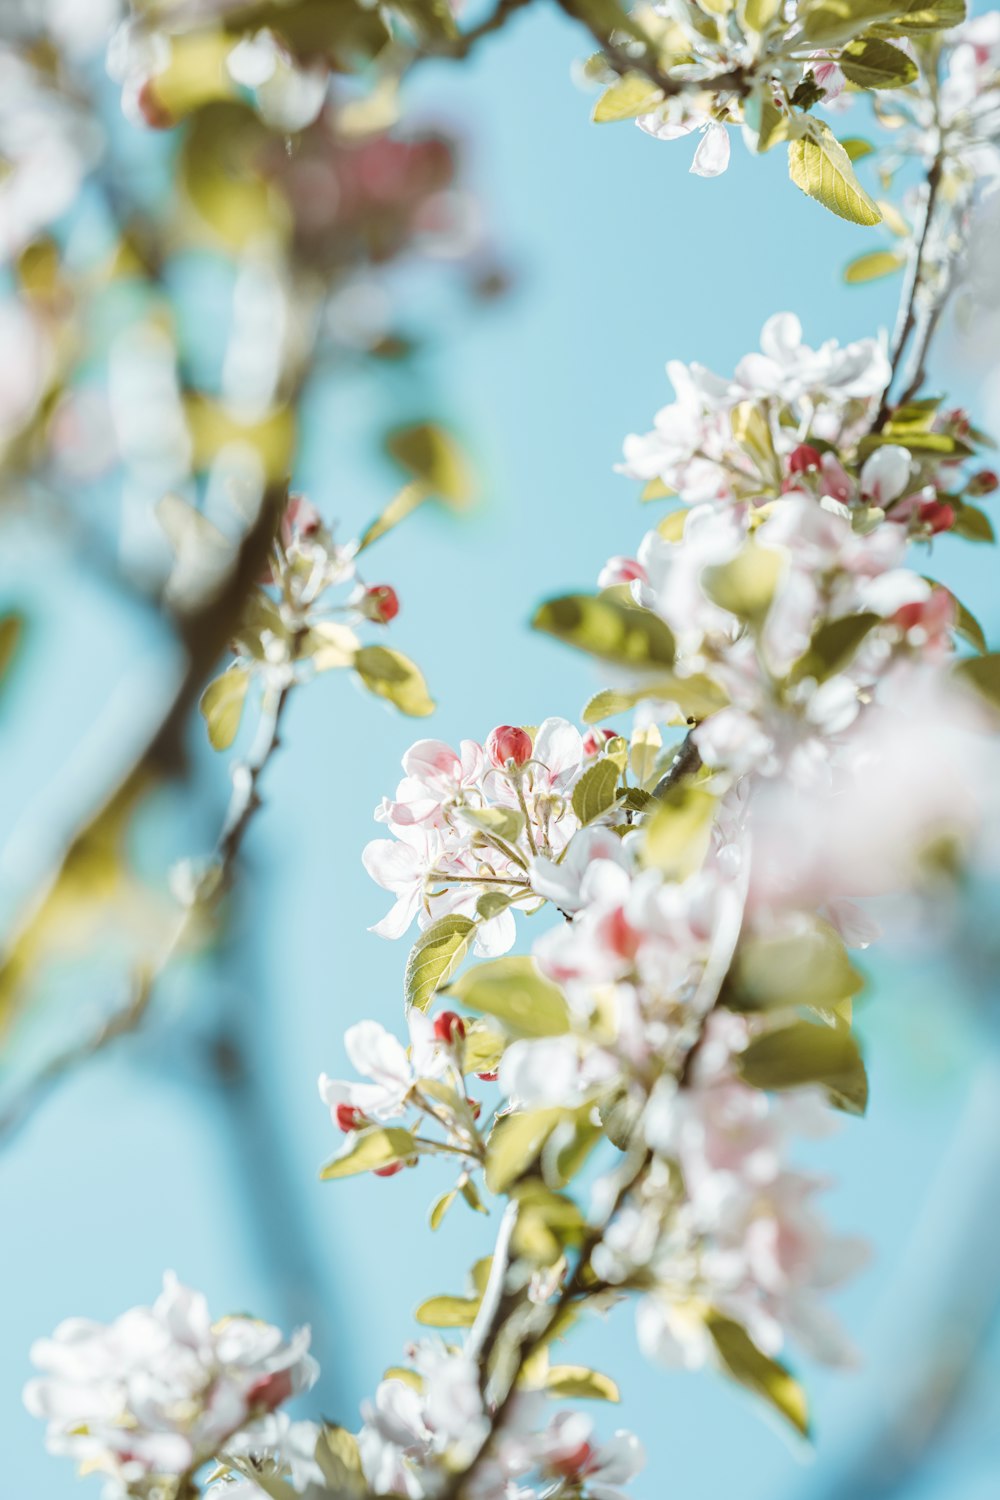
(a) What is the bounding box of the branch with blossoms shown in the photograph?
[20,14,1000,1500]
[0,0,496,1122]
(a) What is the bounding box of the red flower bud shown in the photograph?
[787,444,823,475]
[485,725,532,769]
[466,1096,482,1120]
[476,1070,499,1083]
[136,81,175,130]
[374,1160,405,1178]
[335,1103,366,1133]
[582,728,616,757]
[365,584,400,624]
[917,499,955,535]
[969,469,999,497]
[433,1010,466,1045]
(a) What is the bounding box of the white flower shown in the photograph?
[318,1011,445,1124]
[25,1275,318,1496]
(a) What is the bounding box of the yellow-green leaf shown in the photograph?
[354,645,434,717]
[571,758,621,825]
[593,74,664,122]
[702,542,785,624]
[546,1365,621,1402]
[320,1126,416,1180]
[429,1190,457,1231]
[844,249,906,283]
[840,135,875,161]
[385,422,474,506]
[789,125,882,226]
[405,914,475,1012]
[706,1312,810,1436]
[414,1294,481,1327]
[641,786,716,880]
[449,956,571,1038]
[199,666,250,751]
[955,652,1000,710]
[728,917,865,1012]
[738,1019,869,1114]
[533,594,676,670]
[841,36,918,87]
[486,1107,564,1194]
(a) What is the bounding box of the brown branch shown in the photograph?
[554,0,751,100]
[873,149,945,432]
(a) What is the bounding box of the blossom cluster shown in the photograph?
[24,1274,319,1498]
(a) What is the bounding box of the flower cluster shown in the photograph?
[25,1275,319,1498]
[359,1341,644,1500]
[364,719,595,951]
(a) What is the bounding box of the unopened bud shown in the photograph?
[787,444,823,475]
[582,728,615,757]
[969,469,999,497]
[917,499,955,535]
[476,1070,498,1083]
[550,1442,595,1480]
[433,1010,466,1045]
[365,584,400,624]
[335,1103,366,1133]
[485,725,532,770]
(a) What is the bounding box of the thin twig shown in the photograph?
[0,657,296,1147]
[873,150,945,431]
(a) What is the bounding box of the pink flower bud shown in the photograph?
[374,1160,405,1178]
[247,1369,293,1412]
[365,584,400,623]
[433,1010,466,1045]
[787,444,823,475]
[969,469,999,496]
[466,1096,482,1120]
[550,1442,595,1480]
[335,1103,366,1133]
[917,499,955,535]
[582,728,615,757]
[485,725,532,769]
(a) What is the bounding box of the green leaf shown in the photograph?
[869,0,966,36]
[706,1313,810,1436]
[429,1190,457,1230]
[941,590,988,654]
[844,249,905,283]
[477,890,516,920]
[546,1365,621,1401]
[459,1174,490,1213]
[456,805,526,843]
[788,125,882,226]
[486,1107,564,1194]
[385,422,474,505]
[728,918,865,1013]
[789,612,880,684]
[533,594,676,670]
[572,758,621,825]
[462,1022,506,1076]
[841,36,918,87]
[738,1020,869,1114]
[702,543,786,623]
[797,0,901,46]
[951,503,995,542]
[414,1294,481,1327]
[357,481,429,554]
[405,914,476,1012]
[314,1426,366,1499]
[583,674,729,724]
[593,74,664,122]
[449,956,571,1038]
[641,787,717,880]
[955,652,1000,710]
[743,0,783,28]
[199,666,250,751]
[320,1126,416,1180]
[354,645,434,717]
[841,136,875,161]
